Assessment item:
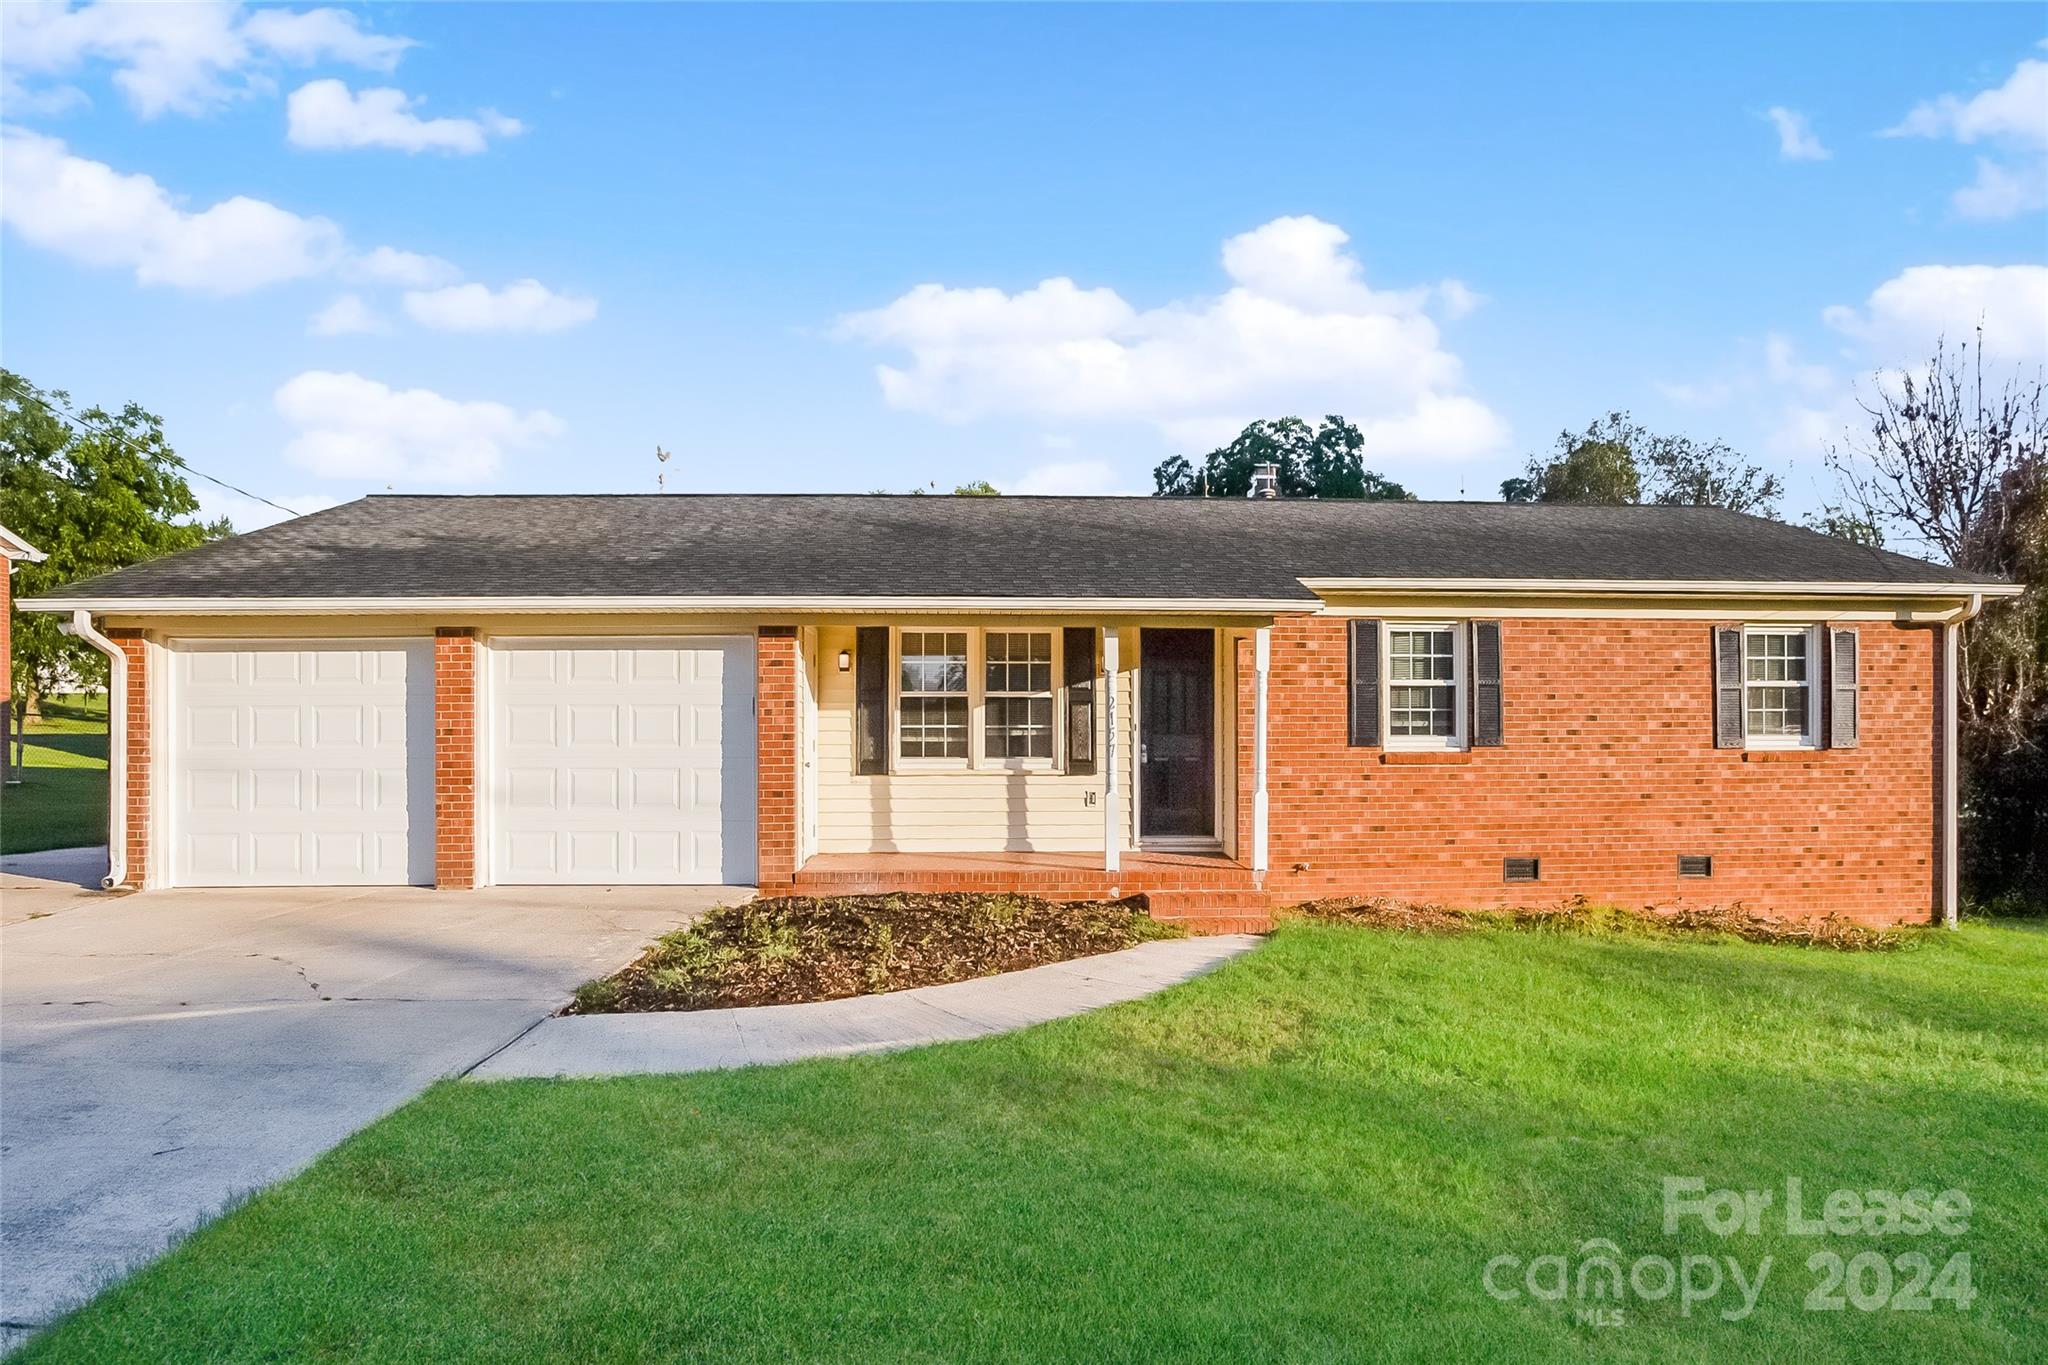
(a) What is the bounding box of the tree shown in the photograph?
[1502,412,1783,516]
[1152,416,1413,499]
[1824,334,2047,913]
[869,481,1002,495]
[2,371,226,740]
[1803,506,1885,548]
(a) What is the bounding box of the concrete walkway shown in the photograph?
[1,845,109,925]
[1,880,736,1350]
[471,934,1262,1080]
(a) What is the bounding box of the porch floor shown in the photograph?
[787,850,1272,934]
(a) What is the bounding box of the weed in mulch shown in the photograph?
[571,892,1184,1013]
[1284,895,1909,952]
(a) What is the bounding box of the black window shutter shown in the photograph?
[1829,627,1860,749]
[1470,620,1504,747]
[854,626,889,775]
[1714,626,1745,749]
[1348,619,1380,747]
[1063,626,1097,775]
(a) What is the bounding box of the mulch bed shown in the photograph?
[571,892,1183,1014]
[1284,895,1909,952]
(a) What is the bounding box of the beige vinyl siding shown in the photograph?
[812,624,1134,854]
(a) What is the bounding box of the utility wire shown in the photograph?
[2,374,301,519]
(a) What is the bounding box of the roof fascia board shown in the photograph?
[19,594,1314,617]
[1299,577,2021,599]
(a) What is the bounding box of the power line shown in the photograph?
[2,375,301,519]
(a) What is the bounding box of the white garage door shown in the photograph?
[490,638,757,884]
[170,640,434,887]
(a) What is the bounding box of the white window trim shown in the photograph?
[887,626,1065,773]
[1382,620,1467,752]
[1742,624,1822,751]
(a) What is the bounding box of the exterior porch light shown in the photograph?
[837,648,852,672]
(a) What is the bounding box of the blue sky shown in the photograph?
[4,3,2045,530]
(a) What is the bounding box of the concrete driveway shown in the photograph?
[0,856,738,1348]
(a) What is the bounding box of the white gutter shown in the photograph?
[1300,577,2023,599]
[19,594,1314,617]
[58,610,125,891]
[1942,592,1987,930]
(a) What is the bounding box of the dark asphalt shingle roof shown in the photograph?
[35,494,1983,604]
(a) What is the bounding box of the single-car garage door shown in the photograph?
[170,640,435,886]
[490,638,757,885]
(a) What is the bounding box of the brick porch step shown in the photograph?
[1141,888,1275,936]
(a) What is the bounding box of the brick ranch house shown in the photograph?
[20,495,2017,930]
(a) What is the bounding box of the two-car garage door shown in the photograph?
[166,636,755,888]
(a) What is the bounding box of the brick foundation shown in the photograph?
[433,628,480,890]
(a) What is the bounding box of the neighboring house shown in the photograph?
[20,495,2017,927]
[1,524,49,787]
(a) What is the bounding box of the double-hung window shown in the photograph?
[984,630,1054,762]
[898,630,969,760]
[1743,627,1817,748]
[1385,623,1464,750]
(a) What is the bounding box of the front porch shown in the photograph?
[789,850,1273,934]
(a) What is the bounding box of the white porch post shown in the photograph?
[1252,626,1270,874]
[1102,627,1120,873]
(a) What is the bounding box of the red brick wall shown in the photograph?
[755,626,799,888]
[109,628,150,889]
[433,628,480,890]
[1251,614,1940,925]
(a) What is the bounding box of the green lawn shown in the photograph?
[21,921,2047,1362]
[0,694,107,855]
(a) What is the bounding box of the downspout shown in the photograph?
[59,610,126,891]
[1942,592,1985,929]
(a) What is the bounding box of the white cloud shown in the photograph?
[999,460,1141,496]
[835,215,1507,463]
[0,1,411,119]
[1888,55,2048,145]
[345,244,461,288]
[1766,106,1831,161]
[1823,264,2048,367]
[307,293,386,336]
[1950,156,2048,221]
[1433,279,1485,319]
[1886,53,2048,220]
[273,371,564,483]
[238,7,410,70]
[286,79,524,155]
[402,279,598,334]
[0,125,343,293]
[1763,332,1836,395]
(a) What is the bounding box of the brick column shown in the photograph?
[1234,632,1256,868]
[433,628,480,890]
[755,626,799,889]
[109,628,150,889]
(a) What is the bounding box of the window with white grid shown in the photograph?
[1745,627,1815,747]
[984,631,1054,761]
[1386,624,1462,748]
[898,630,968,760]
